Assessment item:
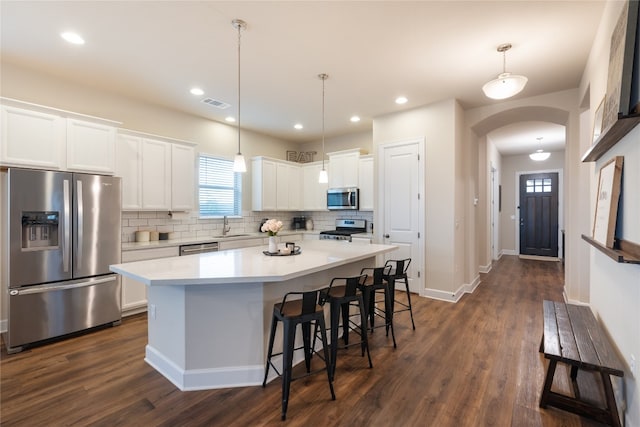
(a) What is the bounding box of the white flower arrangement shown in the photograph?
[261,219,283,236]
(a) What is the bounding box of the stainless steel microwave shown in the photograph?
[327,187,359,210]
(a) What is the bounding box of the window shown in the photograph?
[526,178,552,193]
[198,154,242,217]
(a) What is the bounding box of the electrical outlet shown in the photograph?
[149,304,156,319]
[631,354,636,378]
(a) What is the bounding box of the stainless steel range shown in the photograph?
[319,219,367,241]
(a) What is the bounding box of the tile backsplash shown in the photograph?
[121,210,374,243]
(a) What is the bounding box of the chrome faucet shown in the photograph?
[223,216,231,236]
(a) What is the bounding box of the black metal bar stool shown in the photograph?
[263,290,335,421]
[383,258,416,330]
[319,274,372,380]
[359,265,396,348]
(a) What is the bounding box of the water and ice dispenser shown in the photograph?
[21,211,59,250]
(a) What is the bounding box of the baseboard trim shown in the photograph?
[0,319,6,334]
[145,345,265,391]
[501,249,517,256]
[479,264,492,274]
[519,255,559,262]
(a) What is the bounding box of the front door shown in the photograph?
[519,172,559,257]
[379,139,424,294]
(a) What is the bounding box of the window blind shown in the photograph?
[198,155,242,217]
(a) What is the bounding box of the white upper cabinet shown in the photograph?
[1,99,120,173]
[358,155,374,211]
[116,133,143,210]
[170,144,195,211]
[116,130,195,211]
[66,119,116,173]
[252,157,277,211]
[1,106,65,169]
[302,161,328,211]
[252,157,302,211]
[328,149,363,188]
[141,138,172,210]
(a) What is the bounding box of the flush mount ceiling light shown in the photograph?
[395,96,408,105]
[318,73,329,184]
[190,87,204,96]
[350,116,361,123]
[529,137,550,161]
[60,31,85,45]
[482,43,528,100]
[232,19,247,173]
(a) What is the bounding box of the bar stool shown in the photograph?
[359,265,396,348]
[263,290,335,421]
[319,274,372,380]
[383,258,416,330]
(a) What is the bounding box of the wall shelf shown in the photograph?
[581,234,640,264]
[582,114,640,162]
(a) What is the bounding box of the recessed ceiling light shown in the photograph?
[225,116,236,123]
[190,87,204,96]
[350,116,361,123]
[60,31,85,45]
[294,123,303,130]
[395,96,408,105]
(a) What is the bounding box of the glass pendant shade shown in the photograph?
[482,73,528,100]
[233,153,247,172]
[318,168,328,183]
[529,150,550,161]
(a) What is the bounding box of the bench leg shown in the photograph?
[539,359,557,408]
[570,365,581,400]
[601,371,622,427]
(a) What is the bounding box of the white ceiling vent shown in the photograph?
[201,98,231,109]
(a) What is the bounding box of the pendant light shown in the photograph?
[318,73,329,184]
[232,19,247,173]
[482,43,528,100]
[529,137,550,161]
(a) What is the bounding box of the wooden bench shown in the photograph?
[539,300,625,427]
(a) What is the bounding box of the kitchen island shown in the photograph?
[110,239,397,391]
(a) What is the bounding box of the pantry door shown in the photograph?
[378,138,424,294]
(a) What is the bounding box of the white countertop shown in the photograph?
[111,239,396,286]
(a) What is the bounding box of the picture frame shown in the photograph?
[592,98,605,146]
[592,156,624,248]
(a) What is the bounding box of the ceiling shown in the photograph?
[1,1,605,154]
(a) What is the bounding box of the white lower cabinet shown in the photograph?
[121,246,179,315]
[218,238,264,250]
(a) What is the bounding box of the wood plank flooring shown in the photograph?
[1,256,607,426]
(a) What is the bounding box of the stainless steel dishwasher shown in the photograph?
[179,242,219,256]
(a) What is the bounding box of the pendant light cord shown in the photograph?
[237,22,242,155]
[321,75,325,171]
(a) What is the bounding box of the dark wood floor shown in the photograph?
[1,256,606,426]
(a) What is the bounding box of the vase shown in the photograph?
[268,236,278,253]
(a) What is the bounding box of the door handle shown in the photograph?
[384,234,390,238]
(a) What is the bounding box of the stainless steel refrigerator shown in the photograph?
[4,168,122,353]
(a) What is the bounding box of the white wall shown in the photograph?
[579,1,640,425]
[373,99,460,296]
[299,130,373,158]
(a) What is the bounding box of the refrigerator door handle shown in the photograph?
[63,179,71,273]
[12,276,117,296]
[76,179,83,268]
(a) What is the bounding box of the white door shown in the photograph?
[378,139,424,294]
